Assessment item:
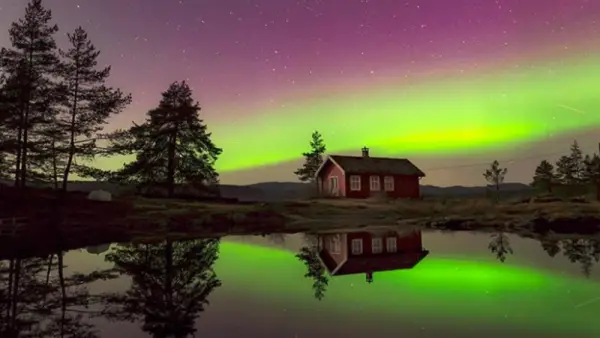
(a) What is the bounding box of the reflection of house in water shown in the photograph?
[316,228,429,283]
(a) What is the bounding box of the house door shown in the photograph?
[329,176,339,195]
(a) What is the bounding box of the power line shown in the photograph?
[423,144,599,172]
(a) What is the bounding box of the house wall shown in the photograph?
[320,233,348,265]
[345,173,420,199]
[318,160,346,197]
[346,231,423,256]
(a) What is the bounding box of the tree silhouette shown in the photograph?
[294,131,326,183]
[488,232,513,263]
[0,251,112,337]
[540,238,561,257]
[483,160,507,199]
[99,238,222,337]
[296,246,328,300]
[559,238,600,278]
[532,160,556,193]
[0,0,61,186]
[57,26,131,190]
[96,81,221,198]
[555,141,584,186]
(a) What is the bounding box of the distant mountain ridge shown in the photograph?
[1,180,533,202]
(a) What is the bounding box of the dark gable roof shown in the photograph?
[335,251,429,275]
[318,251,430,276]
[330,155,426,177]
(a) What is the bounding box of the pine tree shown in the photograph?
[104,81,221,198]
[532,160,556,193]
[294,131,326,182]
[569,140,584,182]
[0,0,60,187]
[555,155,575,185]
[57,27,131,190]
[582,154,600,183]
[483,160,507,192]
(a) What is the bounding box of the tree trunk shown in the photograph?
[10,259,21,329]
[58,251,67,338]
[62,74,79,191]
[20,44,35,188]
[166,130,177,198]
[6,259,14,319]
[43,254,54,302]
[51,140,58,189]
[13,113,23,187]
[165,239,173,316]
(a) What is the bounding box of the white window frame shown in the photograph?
[384,176,394,191]
[386,237,397,253]
[351,239,363,255]
[372,238,383,254]
[329,235,341,254]
[370,175,381,191]
[349,175,361,191]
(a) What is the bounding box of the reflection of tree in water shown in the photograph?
[488,232,513,263]
[540,239,561,257]
[540,238,600,278]
[296,246,328,301]
[100,238,221,338]
[0,250,114,337]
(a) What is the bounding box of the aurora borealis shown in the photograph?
[2,0,600,184]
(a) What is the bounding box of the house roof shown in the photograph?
[319,250,430,276]
[328,155,426,177]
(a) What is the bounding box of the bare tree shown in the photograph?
[483,160,507,200]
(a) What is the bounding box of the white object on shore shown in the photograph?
[86,244,111,255]
[87,190,112,201]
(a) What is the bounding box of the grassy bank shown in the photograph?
[124,195,600,237]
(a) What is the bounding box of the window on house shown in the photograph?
[384,176,394,191]
[386,237,397,253]
[329,235,341,254]
[370,175,380,191]
[372,238,383,254]
[350,175,361,191]
[351,239,363,255]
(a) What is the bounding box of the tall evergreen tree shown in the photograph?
[0,0,60,186]
[569,140,584,182]
[555,154,575,185]
[103,81,221,197]
[582,154,600,184]
[57,27,131,190]
[294,131,326,182]
[532,160,556,193]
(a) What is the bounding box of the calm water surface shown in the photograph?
[1,229,599,337]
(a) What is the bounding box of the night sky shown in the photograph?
[1,0,600,185]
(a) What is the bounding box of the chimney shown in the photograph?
[361,146,369,157]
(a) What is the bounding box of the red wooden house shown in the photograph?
[316,228,429,283]
[314,147,425,198]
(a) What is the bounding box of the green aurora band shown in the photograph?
[217,241,600,335]
[213,55,600,172]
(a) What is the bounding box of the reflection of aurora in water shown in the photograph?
[217,241,600,336]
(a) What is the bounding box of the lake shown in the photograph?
[0,228,599,337]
